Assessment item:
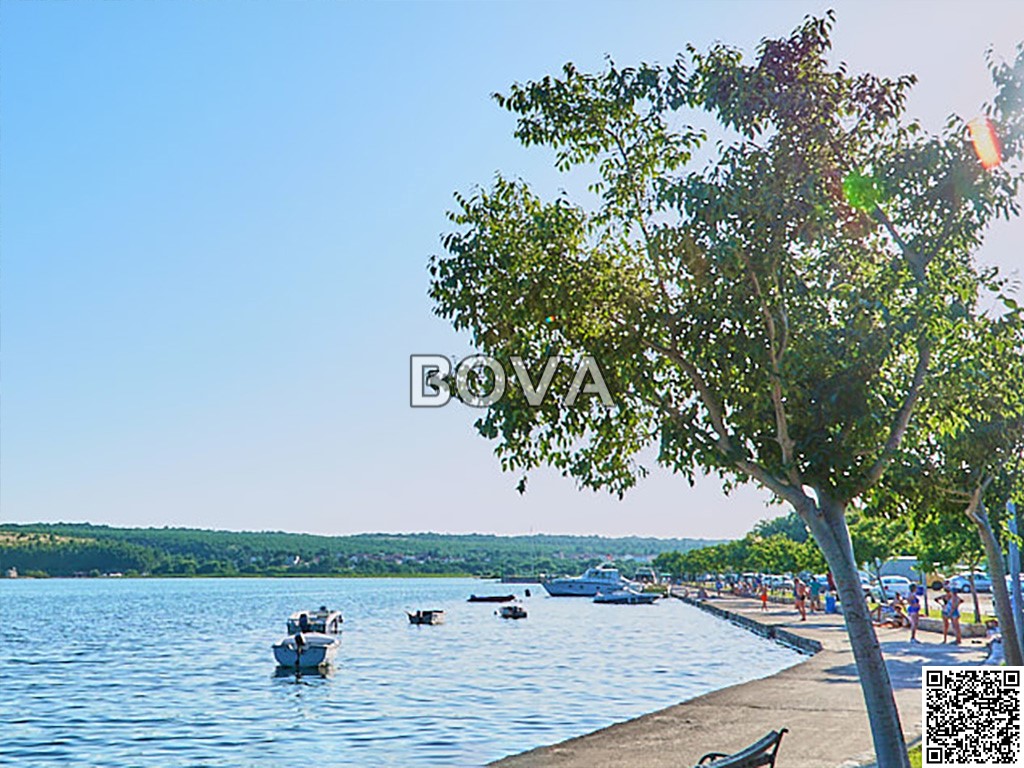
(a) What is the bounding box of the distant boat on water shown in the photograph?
[407,609,445,625]
[468,594,516,603]
[499,604,528,620]
[542,565,636,597]
[593,588,659,605]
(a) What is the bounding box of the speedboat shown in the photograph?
[593,588,659,605]
[272,607,343,669]
[542,564,636,597]
[499,604,528,619]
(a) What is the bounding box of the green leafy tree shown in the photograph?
[753,512,809,543]
[749,533,803,574]
[849,512,910,600]
[429,17,1023,766]
[914,513,987,622]
[877,310,1024,662]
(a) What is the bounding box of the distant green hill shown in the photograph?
[0,523,723,578]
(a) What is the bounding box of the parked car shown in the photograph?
[870,575,914,600]
[927,572,947,591]
[859,573,875,597]
[946,572,992,593]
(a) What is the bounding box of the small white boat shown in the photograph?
[272,607,343,669]
[285,607,343,634]
[272,632,342,668]
[593,588,659,605]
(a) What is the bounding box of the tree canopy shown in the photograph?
[429,14,1024,766]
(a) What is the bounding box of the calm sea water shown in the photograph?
[0,577,801,766]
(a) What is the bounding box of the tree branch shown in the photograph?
[739,251,801,488]
[855,335,933,495]
[964,475,995,526]
[643,338,810,510]
[609,130,675,308]
[872,204,929,282]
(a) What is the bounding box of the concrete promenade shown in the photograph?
[491,594,990,768]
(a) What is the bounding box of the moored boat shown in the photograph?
[542,564,636,597]
[272,632,342,668]
[468,594,516,603]
[272,606,343,669]
[286,606,343,634]
[593,588,659,605]
[499,604,528,619]
[407,609,445,625]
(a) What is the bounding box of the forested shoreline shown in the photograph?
[0,523,718,579]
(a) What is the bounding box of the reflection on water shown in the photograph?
[272,665,336,682]
[1,578,801,766]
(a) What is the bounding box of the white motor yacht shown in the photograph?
[542,564,636,597]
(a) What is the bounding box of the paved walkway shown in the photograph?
[491,594,989,768]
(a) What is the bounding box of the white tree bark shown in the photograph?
[799,495,911,768]
[970,501,1024,666]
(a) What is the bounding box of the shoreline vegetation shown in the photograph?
[0,523,719,580]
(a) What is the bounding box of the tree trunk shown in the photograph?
[971,504,1024,666]
[968,573,981,625]
[798,496,910,768]
[874,560,888,602]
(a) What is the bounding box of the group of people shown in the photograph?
[702,574,981,644]
[704,572,979,645]
[791,577,829,620]
[870,585,963,644]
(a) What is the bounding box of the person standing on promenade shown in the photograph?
[907,586,922,642]
[949,588,963,644]
[941,587,963,644]
[794,578,807,621]
[809,577,822,613]
[759,583,769,612]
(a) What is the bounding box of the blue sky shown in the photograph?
[3,1,1021,538]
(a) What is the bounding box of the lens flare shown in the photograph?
[968,117,1002,170]
[842,172,882,211]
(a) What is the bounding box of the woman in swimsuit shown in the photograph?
[948,589,962,644]
[794,579,807,621]
[942,587,963,644]
[907,586,922,643]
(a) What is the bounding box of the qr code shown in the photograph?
[924,667,1022,766]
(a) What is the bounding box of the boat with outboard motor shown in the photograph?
[542,564,637,597]
[272,607,343,669]
[407,609,445,625]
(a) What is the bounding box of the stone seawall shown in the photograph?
[676,595,823,655]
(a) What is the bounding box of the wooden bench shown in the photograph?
[695,729,787,768]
